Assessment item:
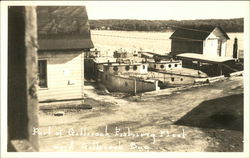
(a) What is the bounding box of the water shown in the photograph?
[91,30,244,56]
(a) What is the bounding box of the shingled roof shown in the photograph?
[169,26,230,41]
[37,6,94,51]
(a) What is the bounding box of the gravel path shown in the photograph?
[38,76,243,152]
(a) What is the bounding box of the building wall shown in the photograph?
[203,39,227,57]
[171,39,203,55]
[38,51,84,102]
[203,28,228,57]
[203,39,218,57]
[101,71,159,93]
[221,40,227,57]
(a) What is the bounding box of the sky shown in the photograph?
[82,1,248,20]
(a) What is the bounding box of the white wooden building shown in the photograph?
[170,26,230,57]
[37,6,94,102]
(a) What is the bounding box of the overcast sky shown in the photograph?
[83,1,248,20]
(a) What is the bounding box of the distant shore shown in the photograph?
[89,18,244,33]
[91,30,244,55]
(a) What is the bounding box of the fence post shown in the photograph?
[134,78,137,95]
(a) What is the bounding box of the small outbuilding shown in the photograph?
[37,6,94,102]
[170,26,230,57]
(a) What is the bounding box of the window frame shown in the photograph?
[125,65,130,71]
[133,65,138,71]
[113,66,119,72]
[38,59,48,88]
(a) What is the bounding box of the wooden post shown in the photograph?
[8,6,39,151]
[218,64,223,76]
[134,78,137,95]
[233,38,238,59]
[197,61,200,76]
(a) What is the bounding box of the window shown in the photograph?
[38,60,47,88]
[174,64,178,67]
[125,66,130,71]
[168,64,172,68]
[113,66,118,72]
[142,65,146,69]
[154,64,156,69]
[171,77,174,82]
[133,65,137,71]
[160,64,164,69]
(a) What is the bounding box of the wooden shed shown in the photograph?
[170,26,230,57]
[37,6,94,102]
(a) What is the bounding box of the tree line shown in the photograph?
[89,18,243,32]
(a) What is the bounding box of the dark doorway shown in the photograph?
[217,40,222,56]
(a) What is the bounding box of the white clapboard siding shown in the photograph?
[38,51,84,102]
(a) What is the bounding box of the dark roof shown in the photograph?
[38,39,93,51]
[37,6,94,50]
[169,26,230,41]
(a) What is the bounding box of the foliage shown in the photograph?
[89,18,243,32]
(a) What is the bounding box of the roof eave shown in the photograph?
[214,26,230,40]
[38,47,93,52]
[170,37,204,42]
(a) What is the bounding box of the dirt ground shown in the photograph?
[38,76,243,152]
